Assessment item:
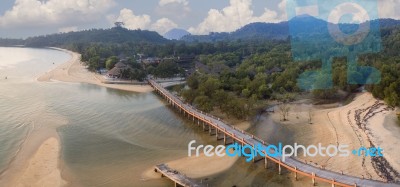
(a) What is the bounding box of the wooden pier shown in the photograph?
[154,164,204,187]
[149,79,399,187]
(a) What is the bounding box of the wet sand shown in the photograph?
[37,48,153,93]
[141,117,252,182]
[0,110,69,187]
[269,93,400,182]
[14,138,66,187]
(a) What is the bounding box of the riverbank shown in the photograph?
[267,92,400,182]
[37,48,153,93]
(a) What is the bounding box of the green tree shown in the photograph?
[194,95,213,112]
[106,56,119,70]
[198,77,221,97]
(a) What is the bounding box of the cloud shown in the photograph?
[378,0,400,20]
[159,0,188,6]
[58,26,78,33]
[151,18,178,34]
[156,0,191,21]
[0,0,115,28]
[116,8,151,30]
[188,0,285,35]
[114,8,177,35]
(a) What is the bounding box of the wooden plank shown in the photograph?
[155,164,204,187]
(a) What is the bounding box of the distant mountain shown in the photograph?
[182,15,400,42]
[0,27,169,47]
[164,28,191,40]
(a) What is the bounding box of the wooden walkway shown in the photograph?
[155,164,204,187]
[149,79,400,187]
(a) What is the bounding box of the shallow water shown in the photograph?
[0,47,303,187]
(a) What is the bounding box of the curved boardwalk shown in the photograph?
[149,79,399,187]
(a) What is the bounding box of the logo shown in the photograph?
[188,140,383,162]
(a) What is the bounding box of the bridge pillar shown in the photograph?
[264,156,268,169]
[331,179,335,187]
[312,172,316,186]
[215,129,219,139]
[294,167,297,180]
[278,159,282,175]
[224,134,226,145]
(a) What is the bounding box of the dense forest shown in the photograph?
[0,17,399,120]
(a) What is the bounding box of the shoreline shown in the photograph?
[13,137,67,187]
[268,92,400,182]
[37,48,154,93]
[0,47,153,187]
[142,119,252,183]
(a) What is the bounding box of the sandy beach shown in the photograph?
[0,108,69,187]
[142,118,251,182]
[37,48,153,93]
[14,138,66,187]
[269,93,400,182]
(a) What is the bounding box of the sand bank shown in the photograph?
[37,48,153,93]
[142,151,239,181]
[0,100,70,187]
[142,116,251,182]
[14,138,66,187]
[269,93,400,182]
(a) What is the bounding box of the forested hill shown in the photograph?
[0,27,168,47]
[2,16,400,47]
[182,17,400,42]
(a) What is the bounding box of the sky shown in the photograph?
[0,0,399,38]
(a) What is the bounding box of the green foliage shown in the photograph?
[22,27,168,48]
[182,89,198,104]
[87,56,100,71]
[194,96,213,112]
[153,62,181,78]
[106,56,119,70]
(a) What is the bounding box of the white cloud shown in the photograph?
[59,26,78,33]
[188,0,285,35]
[159,0,188,6]
[378,0,400,20]
[116,8,151,30]
[151,18,178,34]
[114,8,177,35]
[0,0,115,28]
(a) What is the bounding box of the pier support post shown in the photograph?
[294,167,297,180]
[264,156,268,169]
[331,179,335,187]
[224,134,227,145]
[278,159,282,175]
[312,172,316,186]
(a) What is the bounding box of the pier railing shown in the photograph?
[149,79,397,187]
